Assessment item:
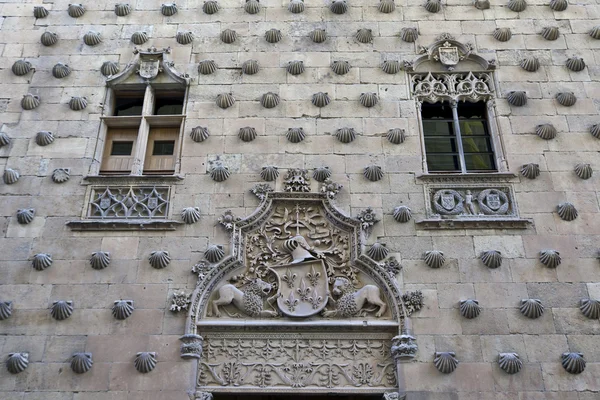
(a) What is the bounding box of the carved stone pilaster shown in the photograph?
[179,334,203,359]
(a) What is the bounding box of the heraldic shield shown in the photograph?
[272,259,329,318]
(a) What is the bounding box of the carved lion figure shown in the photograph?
[322,277,387,318]
[210,278,278,318]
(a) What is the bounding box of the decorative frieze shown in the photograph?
[410,71,494,103]
[85,186,172,219]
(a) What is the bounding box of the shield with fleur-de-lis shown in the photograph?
[271,259,329,318]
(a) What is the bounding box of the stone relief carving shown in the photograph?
[171,291,192,313]
[3,168,20,184]
[322,277,387,318]
[16,208,35,225]
[0,301,12,320]
[391,333,417,360]
[401,291,423,316]
[112,300,134,320]
[320,178,343,199]
[71,352,93,374]
[105,47,189,85]
[251,183,274,200]
[90,251,111,270]
[6,353,29,374]
[50,300,74,320]
[498,353,522,374]
[180,334,204,359]
[562,353,586,374]
[209,278,278,318]
[87,186,171,219]
[134,352,157,373]
[408,34,495,72]
[32,253,53,271]
[51,168,70,183]
[182,207,201,224]
[434,352,458,374]
[217,210,239,231]
[284,169,311,192]
[149,250,171,269]
[410,72,494,104]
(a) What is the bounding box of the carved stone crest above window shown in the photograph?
[105,47,190,86]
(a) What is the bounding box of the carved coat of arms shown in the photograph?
[139,57,160,79]
[438,42,459,67]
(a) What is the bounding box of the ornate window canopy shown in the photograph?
[410,71,495,104]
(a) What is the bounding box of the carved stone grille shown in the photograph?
[86,186,171,219]
[410,71,495,103]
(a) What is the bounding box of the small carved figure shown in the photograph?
[464,190,476,215]
[323,277,387,318]
[211,278,278,318]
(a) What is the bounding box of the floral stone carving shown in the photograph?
[434,352,458,374]
[0,301,12,320]
[50,300,74,320]
[499,353,522,374]
[562,353,586,374]
[251,183,273,200]
[112,300,134,320]
[356,207,380,232]
[321,178,343,199]
[403,290,424,316]
[6,353,28,374]
[217,210,238,231]
[170,291,191,312]
[71,353,93,374]
[134,352,157,373]
[411,72,494,103]
[383,257,402,276]
[284,168,311,192]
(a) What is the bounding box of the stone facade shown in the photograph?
[1,0,600,399]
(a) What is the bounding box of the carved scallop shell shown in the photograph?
[190,126,210,142]
[589,26,600,40]
[562,352,586,374]
[216,93,235,109]
[101,61,120,77]
[115,3,132,16]
[131,31,148,45]
[393,206,412,223]
[32,253,52,271]
[493,28,512,42]
[424,250,445,269]
[310,29,327,43]
[220,29,237,44]
[474,0,490,9]
[335,127,356,143]
[205,245,225,263]
[574,163,592,180]
[3,168,20,184]
[260,166,279,182]
[52,63,71,79]
[329,0,348,14]
[557,202,577,221]
[6,353,28,374]
[434,352,458,374]
[161,3,178,16]
[520,163,540,179]
[0,132,10,148]
[16,208,35,225]
[242,59,259,75]
[381,60,401,74]
[556,92,576,107]
[286,127,306,143]
[288,0,305,13]
[591,124,600,139]
[535,123,557,140]
[41,31,59,46]
[520,56,540,72]
[312,92,331,107]
[203,0,220,14]
[541,26,559,41]
[506,91,527,106]
[83,31,102,46]
[261,92,280,108]
[112,300,134,320]
[310,167,330,184]
[51,168,70,183]
[364,165,384,182]
[245,0,261,14]
[181,207,200,224]
[386,128,405,144]
[480,250,502,269]
[210,164,230,181]
[50,300,73,320]
[148,250,171,269]
[0,301,12,320]
[135,352,157,373]
[401,28,418,43]
[359,92,378,108]
[565,57,585,72]
[90,251,111,270]
[549,0,567,11]
[69,96,88,111]
[35,131,55,146]
[22,94,41,110]
[331,60,350,75]
[287,60,305,75]
[71,353,93,374]
[580,298,600,319]
[539,249,561,268]
[239,126,257,142]
[12,60,32,76]
[499,353,522,374]
[520,299,544,319]
[460,299,481,319]
[424,0,442,13]
[176,31,194,45]
[68,3,86,18]
[367,242,389,261]
[265,29,282,43]
[34,6,49,18]
[508,0,527,11]
[355,28,373,43]
[198,60,217,75]
[379,0,396,13]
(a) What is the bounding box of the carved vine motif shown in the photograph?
[428,186,515,218]
[411,71,495,103]
[87,186,170,219]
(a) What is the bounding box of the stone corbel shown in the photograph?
[179,334,203,359]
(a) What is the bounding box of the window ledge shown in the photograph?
[67,219,183,231]
[83,174,184,184]
[416,172,517,182]
[415,217,532,230]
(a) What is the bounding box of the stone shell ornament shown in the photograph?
[21,94,41,110]
[0,132,10,148]
[387,128,405,144]
[244,0,261,14]
[367,243,389,261]
[83,31,102,46]
[434,352,458,374]
[535,124,557,140]
[52,63,72,79]
[34,6,50,18]
[549,0,568,11]
[190,126,210,142]
[310,29,327,43]
[90,251,111,270]
[12,60,33,76]
[52,168,70,183]
[562,353,586,374]
[520,56,540,72]
[68,3,86,18]
[381,60,402,74]
[331,60,351,75]
[494,28,512,42]
[566,57,585,72]
[312,92,331,107]
[210,163,231,181]
[355,28,373,43]
[265,29,282,43]
[181,207,201,224]
[148,250,171,269]
[198,60,217,75]
[287,60,305,75]
[32,253,53,271]
[539,250,561,268]
[393,206,412,223]
[41,31,59,46]
[36,131,55,146]
[204,245,225,263]
[131,31,149,45]
[474,0,490,9]
[135,352,157,373]
[329,0,348,14]
[359,92,378,108]
[424,250,445,269]
[261,92,280,108]
[424,0,442,13]
[520,299,544,319]
[335,127,356,143]
[220,29,237,44]
[260,166,279,181]
[161,3,178,16]
[239,126,258,142]
[0,301,12,320]
[216,93,235,109]
[480,250,502,269]
[115,3,132,16]
[574,163,592,180]
[541,27,560,41]
[286,127,306,143]
[101,61,120,77]
[69,96,88,111]
[6,353,28,374]
[589,26,600,40]
[580,299,600,319]
[507,91,527,106]
[203,0,220,14]
[312,166,331,183]
[71,353,93,374]
[176,31,194,45]
[591,124,600,139]
[288,0,305,13]
[50,300,74,320]
[460,299,481,319]
[364,165,384,181]
[112,300,134,320]
[3,168,20,184]
[556,92,576,107]
[557,202,578,221]
[520,163,540,179]
[16,209,35,225]
[379,0,396,13]
[499,353,522,374]
[401,28,418,43]
[508,0,527,11]
[242,59,260,75]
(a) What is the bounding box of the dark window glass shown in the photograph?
[111,141,134,156]
[152,140,175,156]
[114,95,144,116]
[154,96,184,115]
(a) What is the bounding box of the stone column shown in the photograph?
[391,317,418,400]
